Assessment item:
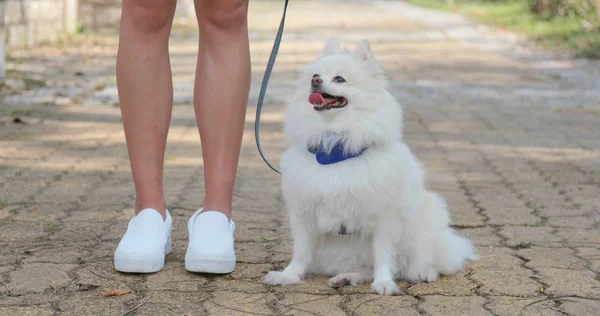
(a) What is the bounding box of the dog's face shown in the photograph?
[285,39,402,151]
[302,39,387,114]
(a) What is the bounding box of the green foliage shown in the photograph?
[43,220,58,231]
[514,241,535,249]
[404,0,600,57]
[76,22,86,34]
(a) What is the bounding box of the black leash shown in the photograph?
[254,0,289,175]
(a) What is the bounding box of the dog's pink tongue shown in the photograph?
[309,92,324,105]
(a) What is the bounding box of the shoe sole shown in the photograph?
[184,255,236,274]
[114,238,172,273]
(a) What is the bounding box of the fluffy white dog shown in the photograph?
[263,39,478,296]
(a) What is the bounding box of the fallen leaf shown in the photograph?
[103,289,131,296]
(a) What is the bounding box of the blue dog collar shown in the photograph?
[308,142,367,165]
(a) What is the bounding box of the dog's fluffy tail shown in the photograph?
[429,192,479,275]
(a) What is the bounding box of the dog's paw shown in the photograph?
[404,265,439,283]
[263,271,302,286]
[328,273,364,288]
[371,279,401,296]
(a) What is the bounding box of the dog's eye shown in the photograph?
[333,76,346,83]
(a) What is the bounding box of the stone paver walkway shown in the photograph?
[1,1,600,315]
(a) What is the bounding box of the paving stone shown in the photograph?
[0,220,50,242]
[235,242,272,264]
[271,275,339,296]
[212,264,272,294]
[8,263,78,294]
[135,302,208,316]
[499,226,564,248]
[0,205,20,220]
[8,203,70,221]
[484,204,540,226]
[555,228,600,247]
[346,294,420,316]
[228,263,272,280]
[420,295,492,316]
[47,221,114,243]
[0,307,55,316]
[0,265,14,274]
[203,291,274,315]
[456,227,502,247]
[1,0,599,313]
[233,221,281,243]
[74,261,147,289]
[20,243,91,264]
[486,296,564,316]
[54,291,132,316]
[575,247,600,273]
[0,248,19,266]
[538,203,593,217]
[468,248,542,297]
[442,190,487,228]
[407,273,478,296]
[278,293,345,316]
[559,298,600,316]
[546,215,600,228]
[146,265,209,292]
[517,247,586,270]
[535,268,600,298]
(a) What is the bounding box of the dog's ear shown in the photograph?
[352,40,375,62]
[353,40,388,84]
[322,38,341,56]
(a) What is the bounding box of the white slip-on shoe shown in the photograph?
[114,208,172,273]
[185,208,236,274]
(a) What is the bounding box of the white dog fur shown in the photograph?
[263,39,478,296]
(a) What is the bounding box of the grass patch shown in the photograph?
[521,222,542,227]
[403,0,600,58]
[259,232,281,245]
[23,77,47,90]
[43,220,59,231]
[76,23,86,34]
[93,82,107,91]
[514,241,535,249]
[0,199,8,206]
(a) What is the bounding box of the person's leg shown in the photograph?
[185,0,251,274]
[113,0,177,273]
[117,0,178,220]
[193,0,251,218]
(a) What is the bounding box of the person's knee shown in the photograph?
[123,0,176,34]
[198,0,248,31]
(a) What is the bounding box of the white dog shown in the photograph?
[263,39,478,296]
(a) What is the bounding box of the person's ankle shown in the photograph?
[135,199,168,220]
[201,202,231,220]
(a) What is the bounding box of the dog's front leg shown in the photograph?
[371,225,401,296]
[264,212,316,286]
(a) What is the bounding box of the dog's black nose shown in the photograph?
[311,76,323,87]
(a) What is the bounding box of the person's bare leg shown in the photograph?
[116,0,177,219]
[193,0,251,218]
[114,0,177,273]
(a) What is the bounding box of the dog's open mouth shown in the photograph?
[309,92,348,111]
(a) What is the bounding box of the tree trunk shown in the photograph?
[533,0,552,15]
[63,0,79,34]
[0,1,6,81]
